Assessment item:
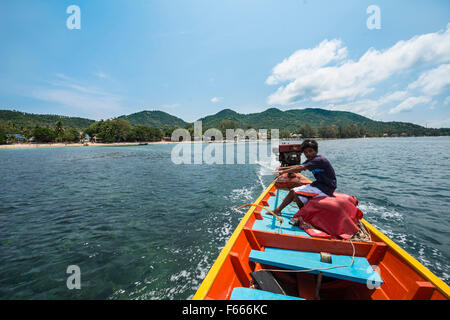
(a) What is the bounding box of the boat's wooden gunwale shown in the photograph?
[361,219,450,299]
[193,176,449,300]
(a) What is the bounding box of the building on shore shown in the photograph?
[290,133,303,140]
[82,134,91,144]
[92,135,103,143]
[6,134,27,143]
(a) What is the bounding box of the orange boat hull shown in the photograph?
[193,175,449,300]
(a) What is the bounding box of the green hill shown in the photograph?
[195,109,247,128]
[117,110,188,129]
[0,110,95,131]
[198,107,366,130]
[1,107,449,140]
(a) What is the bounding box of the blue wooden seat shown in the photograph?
[253,190,311,237]
[252,217,311,237]
[249,247,383,286]
[230,287,304,300]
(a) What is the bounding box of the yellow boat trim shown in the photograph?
[362,219,450,299]
[193,180,276,300]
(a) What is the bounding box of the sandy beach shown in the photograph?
[0,139,286,149]
[0,141,176,149]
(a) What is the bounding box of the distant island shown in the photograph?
[1,108,449,145]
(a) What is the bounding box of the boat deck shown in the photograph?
[252,189,311,237]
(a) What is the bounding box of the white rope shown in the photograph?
[237,203,283,223]
[237,203,284,235]
[350,221,372,242]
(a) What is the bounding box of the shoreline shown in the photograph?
[0,141,176,149]
[0,140,277,149]
[0,136,447,150]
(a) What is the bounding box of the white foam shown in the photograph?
[255,153,280,177]
[228,186,256,202]
[358,202,404,221]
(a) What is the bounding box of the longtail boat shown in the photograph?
[193,172,450,300]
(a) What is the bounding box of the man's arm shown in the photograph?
[276,165,298,171]
[275,165,307,175]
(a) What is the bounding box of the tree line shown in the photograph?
[84,119,165,142]
[2,118,450,144]
[280,123,366,139]
[280,123,450,139]
[0,119,171,144]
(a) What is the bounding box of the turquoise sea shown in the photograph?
[0,137,448,299]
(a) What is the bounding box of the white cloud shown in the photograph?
[32,74,125,119]
[389,96,432,114]
[266,39,348,85]
[94,71,110,79]
[428,101,438,110]
[211,97,223,103]
[380,90,409,104]
[408,64,450,95]
[445,96,450,105]
[50,73,108,96]
[426,118,450,128]
[322,90,412,118]
[267,24,450,105]
[323,99,383,118]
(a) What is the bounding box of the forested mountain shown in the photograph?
[197,108,449,137]
[1,107,449,143]
[117,110,187,129]
[0,110,94,131]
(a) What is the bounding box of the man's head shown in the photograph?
[301,140,318,160]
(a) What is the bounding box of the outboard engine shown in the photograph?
[273,143,309,189]
[278,144,303,167]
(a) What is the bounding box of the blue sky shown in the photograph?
[0,0,449,127]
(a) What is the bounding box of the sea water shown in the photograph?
[0,137,448,299]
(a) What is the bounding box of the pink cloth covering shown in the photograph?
[293,192,363,240]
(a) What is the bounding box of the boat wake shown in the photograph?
[255,152,280,190]
[358,202,404,222]
[228,185,257,202]
[255,153,279,176]
[359,201,449,283]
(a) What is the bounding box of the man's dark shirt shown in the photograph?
[302,155,337,196]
